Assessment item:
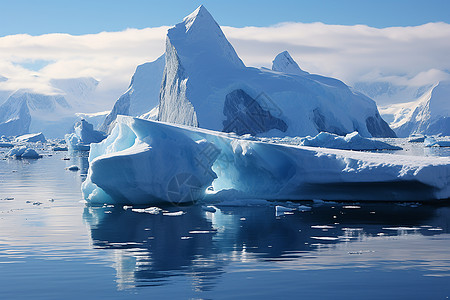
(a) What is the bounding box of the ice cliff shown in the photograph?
[82,117,450,205]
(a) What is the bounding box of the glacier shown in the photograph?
[82,116,450,205]
[156,5,395,138]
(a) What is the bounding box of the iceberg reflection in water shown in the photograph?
[84,203,450,297]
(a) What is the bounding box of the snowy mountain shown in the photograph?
[100,55,165,133]
[0,77,100,137]
[380,81,450,137]
[157,6,395,138]
[353,81,433,106]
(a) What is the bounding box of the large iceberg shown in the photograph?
[15,132,46,143]
[82,116,450,205]
[156,6,395,138]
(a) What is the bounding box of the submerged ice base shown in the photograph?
[82,117,450,205]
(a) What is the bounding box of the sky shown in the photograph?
[1,0,450,35]
[0,0,449,108]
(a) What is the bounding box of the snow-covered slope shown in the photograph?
[157,6,395,138]
[100,55,165,133]
[82,116,450,205]
[0,77,100,137]
[380,81,450,137]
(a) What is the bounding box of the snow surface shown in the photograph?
[156,6,395,138]
[65,119,106,151]
[15,132,46,143]
[82,116,450,205]
[380,81,450,137]
[6,146,41,159]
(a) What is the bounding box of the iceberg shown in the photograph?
[15,132,46,143]
[82,117,450,205]
[65,119,106,151]
[424,137,450,147]
[6,146,42,159]
[155,6,395,138]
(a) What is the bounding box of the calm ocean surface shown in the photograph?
[1,142,449,299]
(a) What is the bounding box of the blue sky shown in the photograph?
[1,0,450,36]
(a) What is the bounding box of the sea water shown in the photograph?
[0,142,449,299]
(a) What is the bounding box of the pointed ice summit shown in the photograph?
[272,51,309,75]
[104,5,395,138]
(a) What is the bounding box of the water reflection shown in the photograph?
[84,203,450,290]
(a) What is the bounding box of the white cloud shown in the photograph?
[0,22,449,108]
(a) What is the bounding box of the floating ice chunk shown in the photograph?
[65,119,106,151]
[311,225,336,229]
[66,165,79,171]
[297,205,312,212]
[299,131,401,150]
[424,137,450,147]
[15,132,46,143]
[6,146,42,159]
[275,205,295,216]
[163,211,185,216]
[310,236,339,241]
[408,134,426,143]
[131,207,162,214]
[202,205,217,213]
[53,146,68,151]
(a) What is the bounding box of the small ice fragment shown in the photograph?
[240,217,246,221]
[311,225,335,229]
[342,205,361,209]
[202,205,217,213]
[163,211,185,216]
[188,230,216,234]
[66,165,79,171]
[181,236,192,240]
[310,236,339,241]
[428,228,443,231]
[297,205,311,212]
[276,205,295,217]
[131,207,161,214]
[382,227,421,231]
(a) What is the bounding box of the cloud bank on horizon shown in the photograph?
[0,20,449,108]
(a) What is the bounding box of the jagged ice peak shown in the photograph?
[272,51,308,75]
